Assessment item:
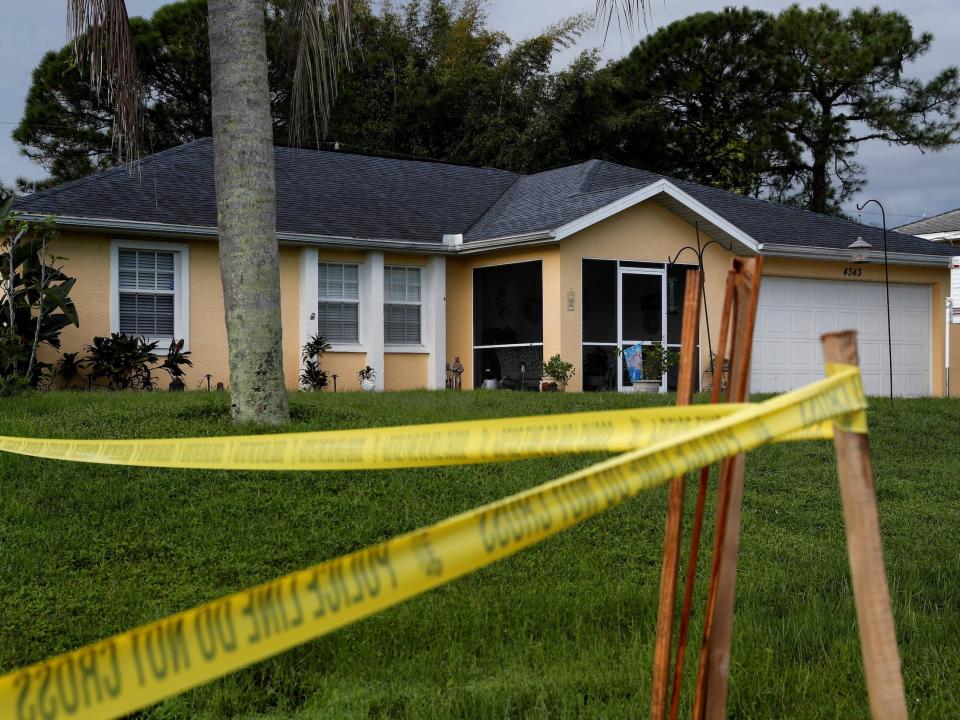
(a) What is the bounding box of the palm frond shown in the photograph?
[594,0,652,41]
[67,0,143,162]
[284,0,354,147]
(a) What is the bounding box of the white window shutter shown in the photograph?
[383,266,422,344]
[318,262,361,343]
[117,248,177,340]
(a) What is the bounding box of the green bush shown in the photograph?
[0,198,79,390]
[542,354,575,387]
[84,334,192,391]
[299,334,331,391]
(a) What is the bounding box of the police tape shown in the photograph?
[0,405,835,472]
[0,365,867,720]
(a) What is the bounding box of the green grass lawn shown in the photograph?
[1,389,958,719]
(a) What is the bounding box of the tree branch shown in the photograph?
[67,0,144,162]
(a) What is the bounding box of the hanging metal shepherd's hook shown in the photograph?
[667,222,732,378]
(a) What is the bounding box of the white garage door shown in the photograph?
[752,277,931,397]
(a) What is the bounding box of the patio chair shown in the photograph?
[494,346,543,391]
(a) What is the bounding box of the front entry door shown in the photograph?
[618,267,667,391]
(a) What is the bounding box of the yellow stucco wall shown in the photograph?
[43,237,435,392]
[558,201,732,392]
[318,247,366,264]
[321,352,366,391]
[384,353,428,390]
[279,246,301,389]
[42,216,957,397]
[48,234,111,361]
[445,246,561,389]
[186,239,228,389]
[42,233,299,390]
[384,253,427,267]
[142,240,299,389]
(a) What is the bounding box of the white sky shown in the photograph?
[2,0,957,224]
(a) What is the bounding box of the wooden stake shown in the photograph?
[650,269,703,720]
[694,257,764,720]
[667,269,736,720]
[821,331,907,720]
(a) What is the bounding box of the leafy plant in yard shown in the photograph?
[51,351,85,388]
[302,333,332,363]
[300,333,331,391]
[542,354,575,389]
[85,333,160,390]
[159,339,193,391]
[300,361,329,391]
[0,197,79,389]
[0,327,31,396]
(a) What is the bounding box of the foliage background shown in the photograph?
[9,0,959,215]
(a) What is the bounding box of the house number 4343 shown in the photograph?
[843,267,863,278]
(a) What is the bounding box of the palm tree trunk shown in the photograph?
[208,0,289,424]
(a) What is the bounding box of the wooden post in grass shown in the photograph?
[668,269,736,720]
[694,257,763,720]
[821,331,908,720]
[649,269,703,720]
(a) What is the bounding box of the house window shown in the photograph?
[116,248,178,341]
[580,258,697,392]
[384,266,422,345]
[472,261,543,389]
[318,262,360,343]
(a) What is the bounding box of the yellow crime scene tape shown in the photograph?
[0,405,833,471]
[0,365,867,720]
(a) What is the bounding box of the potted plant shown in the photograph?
[618,343,679,393]
[159,339,193,391]
[541,354,575,391]
[358,365,376,391]
[637,343,680,393]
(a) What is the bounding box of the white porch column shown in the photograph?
[297,247,319,390]
[363,251,385,391]
[298,247,319,353]
[425,255,447,389]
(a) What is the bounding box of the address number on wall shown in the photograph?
[843,267,863,278]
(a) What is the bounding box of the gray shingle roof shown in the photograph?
[15,139,517,242]
[13,139,954,257]
[662,171,955,257]
[468,159,953,256]
[895,208,960,235]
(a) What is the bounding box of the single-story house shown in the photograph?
[14,138,960,396]
[894,211,960,329]
[896,208,960,246]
